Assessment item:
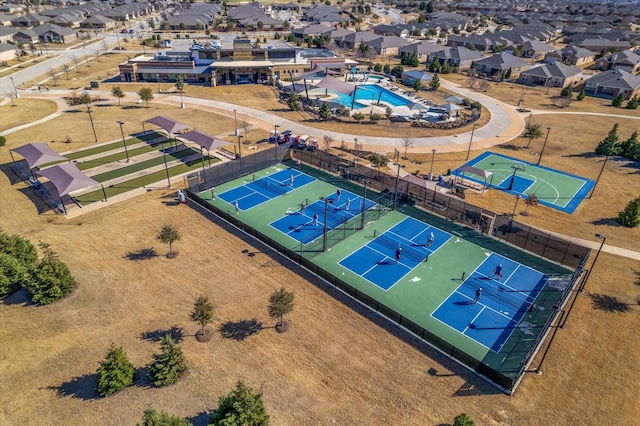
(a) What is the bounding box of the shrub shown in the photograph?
[96,344,135,397]
[618,196,640,228]
[0,135,6,146]
[148,334,187,387]
[454,413,476,426]
[0,253,27,296]
[25,243,75,305]
[209,381,269,426]
[139,409,191,426]
[0,231,38,267]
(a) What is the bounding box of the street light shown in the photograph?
[156,74,161,93]
[429,148,436,175]
[86,104,98,143]
[117,121,130,162]
[233,109,238,136]
[353,137,358,163]
[237,134,243,160]
[509,195,520,230]
[160,141,171,188]
[9,76,18,98]
[360,179,368,229]
[273,124,280,161]
[466,123,477,161]
[537,127,551,166]
[589,156,609,199]
[320,196,334,252]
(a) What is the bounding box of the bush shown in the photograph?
[618,196,640,227]
[148,334,187,387]
[0,231,38,267]
[453,413,476,426]
[209,381,269,426]
[139,409,191,426]
[25,243,75,305]
[0,253,27,296]
[96,344,135,397]
[0,135,6,146]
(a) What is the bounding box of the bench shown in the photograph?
[217,148,237,160]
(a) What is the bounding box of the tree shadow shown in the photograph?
[49,372,99,400]
[140,325,184,343]
[590,218,623,227]
[1,287,34,306]
[134,366,153,388]
[124,248,158,261]
[498,142,521,151]
[588,293,631,313]
[219,319,263,341]
[185,410,212,426]
[563,152,601,159]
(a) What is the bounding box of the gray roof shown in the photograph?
[0,42,15,53]
[561,45,595,59]
[0,25,17,37]
[605,50,640,65]
[82,15,115,25]
[586,69,640,90]
[33,23,77,37]
[402,70,433,81]
[475,53,529,70]
[521,63,582,79]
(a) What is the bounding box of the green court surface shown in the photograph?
[454,152,594,214]
[63,132,165,161]
[196,164,574,387]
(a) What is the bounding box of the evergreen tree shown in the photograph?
[400,52,409,65]
[595,123,621,156]
[426,0,433,13]
[0,231,38,267]
[577,89,586,101]
[318,102,331,120]
[430,73,440,90]
[626,95,639,109]
[267,287,295,327]
[139,409,191,426]
[157,224,181,258]
[25,242,75,305]
[287,92,299,111]
[453,413,476,426]
[620,131,640,161]
[390,65,404,77]
[413,79,423,92]
[96,344,135,397]
[209,381,269,426]
[617,196,640,228]
[190,296,215,337]
[441,61,452,74]
[611,92,625,107]
[504,67,512,79]
[410,51,419,67]
[148,334,187,387]
[383,64,390,74]
[0,253,27,296]
[560,83,573,97]
[385,106,393,120]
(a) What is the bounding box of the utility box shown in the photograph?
[90,81,100,88]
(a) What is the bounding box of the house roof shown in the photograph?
[521,62,582,79]
[475,53,529,70]
[604,50,640,66]
[0,42,14,53]
[33,23,77,36]
[561,45,595,59]
[82,15,115,24]
[586,69,640,90]
[402,70,433,81]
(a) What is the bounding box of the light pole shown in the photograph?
[160,141,171,188]
[589,156,609,199]
[233,109,238,137]
[466,123,477,161]
[534,307,565,375]
[237,135,243,160]
[509,195,520,230]
[117,121,130,162]
[156,74,161,93]
[200,145,206,175]
[273,124,280,161]
[320,196,334,252]
[353,137,358,164]
[9,76,18,98]
[429,148,436,175]
[360,179,368,230]
[537,127,551,166]
[86,104,98,143]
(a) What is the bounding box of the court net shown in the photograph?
[464,276,535,311]
[252,176,286,196]
[372,230,427,262]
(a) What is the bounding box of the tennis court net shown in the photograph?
[251,176,286,196]
[464,277,535,311]
[372,230,428,262]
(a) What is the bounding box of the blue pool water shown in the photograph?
[328,85,410,109]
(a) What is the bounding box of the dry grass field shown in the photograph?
[1,60,639,425]
[0,98,58,132]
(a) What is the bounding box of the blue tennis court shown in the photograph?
[217,169,315,212]
[452,152,594,214]
[431,253,548,352]
[270,189,376,244]
[339,217,452,290]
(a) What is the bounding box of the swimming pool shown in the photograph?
[326,85,411,109]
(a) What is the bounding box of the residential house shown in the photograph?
[447,34,511,52]
[292,24,333,39]
[13,29,39,45]
[48,14,84,28]
[558,45,596,66]
[80,15,116,31]
[474,53,530,79]
[11,13,50,28]
[372,24,409,38]
[165,15,209,31]
[0,42,16,63]
[0,25,17,43]
[322,27,353,46]
[303,5,349,26]
[401,70,433,86]
[519,39,556,61]
[369,36,412,56]
[33,23,78,44]
[584,69,640,100]
[0,14,14,26]
[398,41,443,62]
[427,46,484,71]
[0,3,24,14]
[595,50,640,74]
[341,31,382,50]
[518,62,583,87]
[578,38,631,54]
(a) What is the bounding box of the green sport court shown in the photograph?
[193,162,576,392]
[452,152,595,214]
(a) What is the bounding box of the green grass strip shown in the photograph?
[88,147,202,182]
[75,156,219,204]
[75,142,173,171]
[64,132,165,160]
